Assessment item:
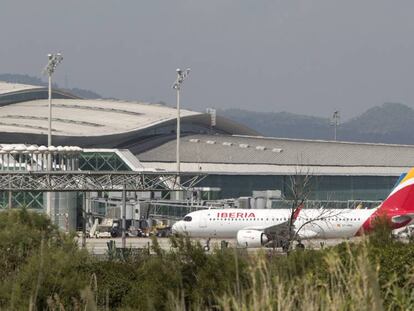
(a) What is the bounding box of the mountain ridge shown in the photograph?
[0,73,102,99]
[218,103,414,145]
[2,73,413,145]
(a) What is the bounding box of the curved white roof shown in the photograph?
[0,98,200,136]
[0,81,42,95]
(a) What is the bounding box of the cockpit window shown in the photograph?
[183,216,192,222]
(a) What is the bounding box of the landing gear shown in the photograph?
[281,241,290,252]
[220,240,229,249]
[296,242,305,250]
[203,238,211,252]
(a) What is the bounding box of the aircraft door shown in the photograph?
[199,214,207,228]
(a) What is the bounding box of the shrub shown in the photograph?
[1,211,414,310]
[0,209,61,279]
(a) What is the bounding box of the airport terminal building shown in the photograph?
[0,81,412,206]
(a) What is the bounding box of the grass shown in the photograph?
[1,210,414,310]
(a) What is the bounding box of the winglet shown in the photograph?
[293,203,303,221]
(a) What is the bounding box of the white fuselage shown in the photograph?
[172,208,377,240]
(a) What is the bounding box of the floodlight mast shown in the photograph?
[43,53,63,148]
[331,110,340,141]
[172,68,190,191]
[42,53,63,218]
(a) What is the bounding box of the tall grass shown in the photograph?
[216,243,385,311]
[2,210,414,310]
[73,239,414,311]
[162,239,414,311]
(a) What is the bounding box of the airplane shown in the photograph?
[172,168,414,250]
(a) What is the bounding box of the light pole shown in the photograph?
[172,68,190,195]
[43,53,63,148]
[331,110,340,141]
[43,53,63,218]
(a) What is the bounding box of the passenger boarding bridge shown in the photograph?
[0,144,205,236]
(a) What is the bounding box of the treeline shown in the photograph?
[1,210,414,310]
[219,103,414,144]
[0,73,102,99]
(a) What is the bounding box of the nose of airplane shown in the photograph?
[172,221,184,234]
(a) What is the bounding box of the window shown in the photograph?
[184,216,192,222]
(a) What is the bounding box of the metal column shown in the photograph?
[82,192,86,248]
[121,184,126,249]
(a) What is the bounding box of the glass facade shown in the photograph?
[197,175,398,201]
[79,152,131,171]
[0,191,43,209]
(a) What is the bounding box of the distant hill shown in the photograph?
[0,73,45,86]
[3,74,413,144]
[219,109,332,140]
[0,73,102,99]
[218,103,414,145]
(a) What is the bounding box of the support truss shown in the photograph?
[0,171,206,192]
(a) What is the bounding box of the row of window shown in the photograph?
[207,217,362,222]
[209,218,287,222]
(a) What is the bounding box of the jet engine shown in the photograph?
[237,229,269,248]
[297,229,318,239]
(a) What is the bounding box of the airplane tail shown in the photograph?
[391,173,407,191]
[378,168,414,214]
[293,203,303,221]
[358,168,414,234]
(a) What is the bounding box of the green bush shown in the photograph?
[2,210,414,310]
[8,246,91,310]
[0,209,60,279]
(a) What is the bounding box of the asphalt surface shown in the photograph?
[81,237,356,255]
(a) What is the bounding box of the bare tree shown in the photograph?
[283,165,313,248]
[280,165,345,251]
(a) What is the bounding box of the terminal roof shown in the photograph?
[0,81,42,95]
[0,99,199,136]
[137,134,414,169]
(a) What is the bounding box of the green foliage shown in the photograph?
[0,209,60,279]
[86,260,138,308]
[122,255,181,310]
[3,210,414,310]
[123,235,250,310]
[369,214,394,245]
[267,248,329,280]
[8,246,91,309]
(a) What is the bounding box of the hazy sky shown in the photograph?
[2,1,414,120]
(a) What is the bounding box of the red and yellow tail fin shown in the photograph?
[379,167,414,214]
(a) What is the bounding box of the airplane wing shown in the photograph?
[264,205,303,237]
[242,221,292,238]
[242,206,303,240]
